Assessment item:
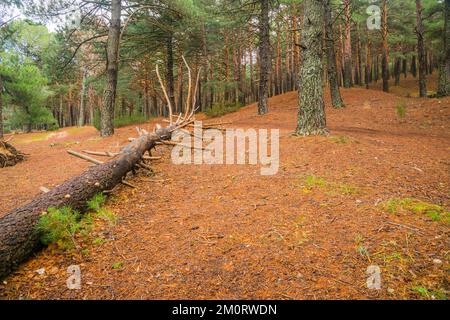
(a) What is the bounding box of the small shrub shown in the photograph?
[87,193,107,212]
[36,206,92,250]
[204,102,243,118]
[87,193,117,225]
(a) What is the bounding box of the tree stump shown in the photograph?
[0,141,25,168]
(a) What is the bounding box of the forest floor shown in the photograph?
[0,76,449,300]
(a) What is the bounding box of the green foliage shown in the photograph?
[382,198,450,223]
[299,174,361,196]
[92,237,106,246]
[204,102,243,118]
[92,110,148,132]
[36,206,92,251]
[87,193,107,212]
[36,192,118,252]
[111,261,123,270]
[0,51,55,130]
[413,286,447,300]
[304,175,327,188]
[87,192,117,225]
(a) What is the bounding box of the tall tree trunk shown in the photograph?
[437,0,450,97]
[342,0,352,88]
[356,28,363,86]
[402,58,407,78]
[224,32,230,103]
[88,87,94,124]
[100,0,121,137]
[275,21,282,95]
[78,67,88,127]
[394,58,401,86]
[258,0,270,115]
[295,0,327,136]
[59,94,64,128]
[324,0,344,108]
[285,18,291,93]
[293,15,300,90]
[381,0,389,92]
[415,0,427,97]
[166,33,176,109]
[249,40,255,101]
[365,35,372,89]
[177,55,183,113]
[0,76,3,139]
[411,55,417,77]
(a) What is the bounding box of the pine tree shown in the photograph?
[381,0,389,92]
[324,0,344,108]
[101,0,121,137]
[342,0,352,88]
[415,0,427,97]
[295,0,327,136]
[437,0,449,97]
[258,0,270,115]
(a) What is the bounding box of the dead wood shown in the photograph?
[0,140,26,168]
[0,55,200,280]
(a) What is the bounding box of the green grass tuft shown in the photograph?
[381,198,449,223]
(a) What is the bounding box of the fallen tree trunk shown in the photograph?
[0,126,172,279]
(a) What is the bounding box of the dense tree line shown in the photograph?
[0,0,447,138]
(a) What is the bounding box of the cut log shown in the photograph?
[0,126,173,279]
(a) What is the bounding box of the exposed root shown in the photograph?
[0,140,26,168]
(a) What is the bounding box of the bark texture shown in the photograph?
[100,0,121,137]
[437,0,450,97]
[0,126,173,279]
[0,75,3,140]
[78,68,88,127]
[415,0,427,97]
[295,0,327,136]
[166,34,176,110]
[258,0,270,115]
[324,0,344,108]
[381,0,389,92]
[342,0,352,88]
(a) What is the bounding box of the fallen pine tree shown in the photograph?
[0,58,203,279]
[0,125,179,279]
